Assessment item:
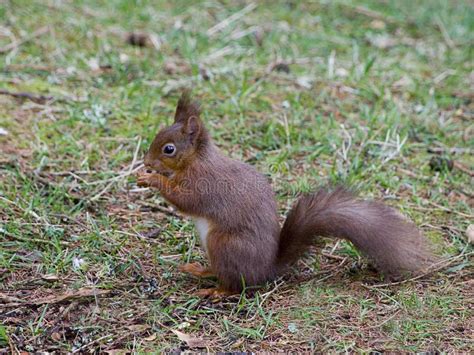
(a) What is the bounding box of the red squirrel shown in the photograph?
[137,92,435,297]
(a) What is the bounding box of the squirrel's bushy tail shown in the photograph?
[277,187,435,277]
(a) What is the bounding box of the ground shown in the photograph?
[0,0,473,352]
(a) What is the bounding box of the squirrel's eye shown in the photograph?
[162,143,176,156]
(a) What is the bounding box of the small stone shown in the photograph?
[287,323,298,333]
[126,32,149,47]
[335,68,349,77]
[270,62,290,73]
[119,53,130,63]
[199,67,211,81]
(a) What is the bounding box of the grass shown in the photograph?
[0,0,473,352]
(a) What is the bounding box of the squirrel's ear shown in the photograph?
[181,115,203,144]
[174,90,201,124]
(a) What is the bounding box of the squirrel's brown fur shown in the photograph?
[138,92,436,296]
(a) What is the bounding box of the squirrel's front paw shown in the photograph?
[137,171,153,187]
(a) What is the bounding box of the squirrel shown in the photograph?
[137,92,436,297]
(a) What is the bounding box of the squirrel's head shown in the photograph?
[144,92,209,177]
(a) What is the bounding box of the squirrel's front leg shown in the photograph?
[137,170,197,213]
[137,171,177,206]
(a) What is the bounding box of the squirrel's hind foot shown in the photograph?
[194,287,236,298]
[178,262,215,278]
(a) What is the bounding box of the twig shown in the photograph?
[87,161,143,186]
[365,251,473,288]
[127,137,141,179]
[1,227,69,246]
[90,138,143,201]
[321,251,347,261]
[0,292,25,304]
[0,196,50,225]
[341,4,397,24]
[0,89,54,104]
[4,64,54,71]
[435,16,455,48]
[427,201,473,218]
[207,3,257,36]
[368,310,401,329]
[433,69,456,84]
[454,161,474,177]
[397,167,423,179]
[139,203,177,217]
[8,338,17,355]
[229,25,260,40]
[0,26,49,54]
[48,170,102,176]
[330,240,341,254]
[0,288,111,308]
[246,280,285,321]
[427,147,472,154]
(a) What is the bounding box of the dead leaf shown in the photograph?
[370,20,386,30]
[143,333,157,341]
[172,329,209,348]
[467,224,474,244]
[42,274,59,281]
[140,228,163,239]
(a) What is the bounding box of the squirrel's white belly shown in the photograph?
[193,217,210,254]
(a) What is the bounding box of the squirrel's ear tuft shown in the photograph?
[174,90,201,124]
[175,91,208,146]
